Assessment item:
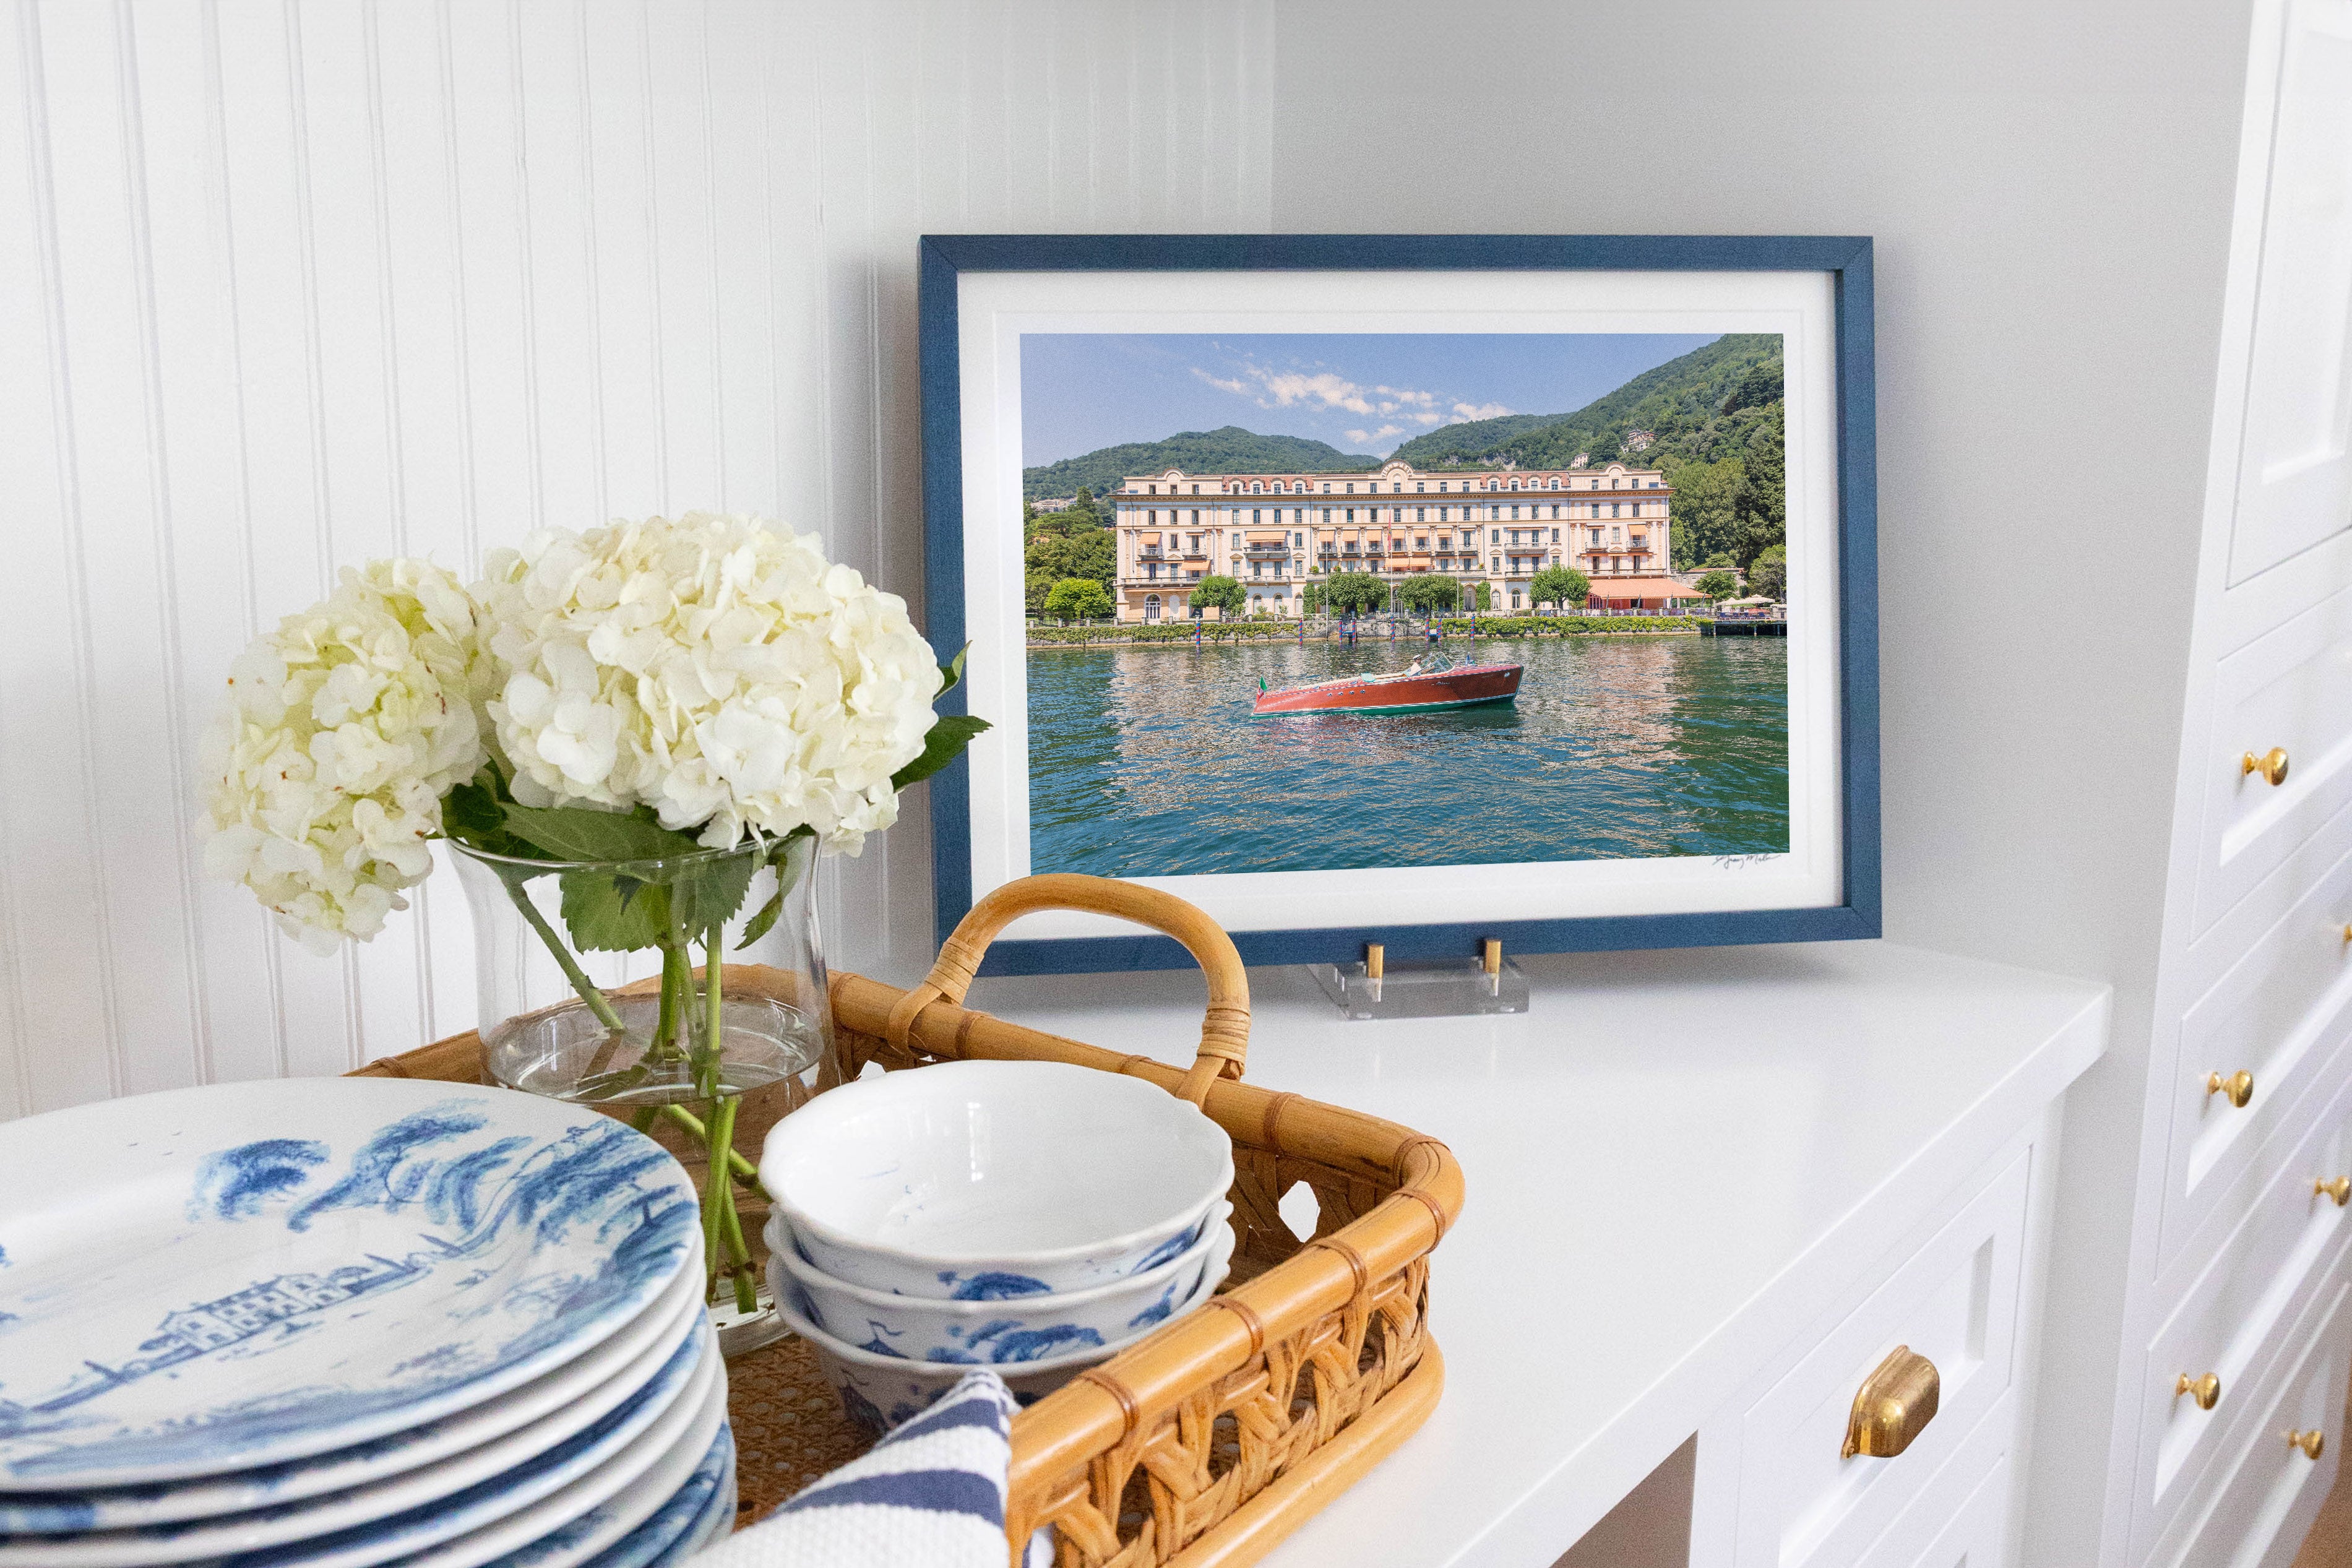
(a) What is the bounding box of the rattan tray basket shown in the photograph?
[355,873,1462,1567]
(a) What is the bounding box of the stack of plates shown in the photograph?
[0,1079,735,1567]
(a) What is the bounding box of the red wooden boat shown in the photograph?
[1251,655,1523,717]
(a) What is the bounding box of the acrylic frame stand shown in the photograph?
[1309,941,1530,1021]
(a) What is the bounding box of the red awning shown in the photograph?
[1585,576,1704,601]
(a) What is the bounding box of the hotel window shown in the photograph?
[1191,485,1199,494]
[1415,482,1425,492]
[1590,530,1603,546]
[1489,530,1499,544]
[1491,556,1501,572]
[1251,510,1260,523]
[1345,509,1355,522]
[1438,481,1449,492]
[1416,537,1428,549]
[1345,483,1356,493]
[1320,483,1330,493]
[1231,532,1241,546]
[1552,529,1561,543]
[1292,533,1303,546]
[1415,507,1425,522]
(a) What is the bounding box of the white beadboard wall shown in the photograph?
[0,0,1273,1121]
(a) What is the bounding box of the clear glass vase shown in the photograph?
[451,832,829,1356]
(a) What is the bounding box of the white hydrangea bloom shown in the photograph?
[476,512,942,854]
[198,559,493,953]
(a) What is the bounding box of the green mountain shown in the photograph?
[1387,334,1783,473]
[1023,426,1377,500]
[1381,410,1561,463]
[1387,333,1786,569]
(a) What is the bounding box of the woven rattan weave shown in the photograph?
[352,874,1462,1567]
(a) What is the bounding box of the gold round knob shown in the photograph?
[2293,1428,2327,1459]
[2319,1177,2351,1207]
[2207,1070,2255,1108]
[2244,747,2291,786]
[2178,1372,2222,1410]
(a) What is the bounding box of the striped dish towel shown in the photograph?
[691,1369,1047,1568]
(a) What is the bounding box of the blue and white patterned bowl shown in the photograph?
[765,1202,1231,1364]
[770,1271,1221,1441]
[759,1061,1233,1299]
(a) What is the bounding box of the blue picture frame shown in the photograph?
[918,234,1878,975]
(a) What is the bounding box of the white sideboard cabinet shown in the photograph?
[2021,2,2352,1566]
[971,941,2107,1567]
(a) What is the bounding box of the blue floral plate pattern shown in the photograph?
[0,1080,700,1491]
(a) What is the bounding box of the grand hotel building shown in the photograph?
[1106,459,1691,622]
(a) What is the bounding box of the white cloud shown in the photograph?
[1452,401,1514,421]
[1192,360,1490,424]
[1259,371,1376,415]
[1346,424,1408,450]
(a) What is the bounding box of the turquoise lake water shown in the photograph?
[1025,633,1790,876]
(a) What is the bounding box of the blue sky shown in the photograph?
[1019,332,1719,464]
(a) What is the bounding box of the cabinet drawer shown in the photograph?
[2156,1282,2348,1568]
[1863,1387,2011,1568]
[1890,1449,2009,1568]
[2135,1080,2350,1544]
[2194,583,2352,937]
[1731,1150,2029,1568]
[2161,845,2352,1276]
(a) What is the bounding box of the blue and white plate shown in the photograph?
[0,1322,717,1566]
[415,1368,728,1568]
[564,1424,733,1568]
[0,1080,700,1490]
[0,1264,706,1535]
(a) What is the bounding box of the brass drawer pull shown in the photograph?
[2178,1372,2222,1410]
[2244,747,2291,786]
[1843,1345,1939,1458]
[2319,1176,2351,1207]
[2292,1428,2327,1459]
[2207,1070,2255,1108]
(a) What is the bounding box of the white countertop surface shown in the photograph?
[966,937,2108,1567]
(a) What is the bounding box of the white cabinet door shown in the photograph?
[2227,0,2352,591]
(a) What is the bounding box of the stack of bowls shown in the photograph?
[0,1079,736,1568]
[760,1061,1235,1436]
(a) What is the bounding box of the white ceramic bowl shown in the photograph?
[759,1059,1234,1298]
[769,1237,1227,1439]
[766,1202,1233,1363]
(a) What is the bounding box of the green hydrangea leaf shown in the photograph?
[891,714,991,792]
[442,768,546,861]
[499,803,705,864]
[736,828,816,948]
[560,870,668,952]
[937,642,970,698]
[671,849,758,936]
[738,887,786,948]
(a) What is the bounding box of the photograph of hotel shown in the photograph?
[1106,459,1691,622]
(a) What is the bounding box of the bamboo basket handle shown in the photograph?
[883,874,1248,1105]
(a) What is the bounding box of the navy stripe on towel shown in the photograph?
[881,1395,1006,1446]
[777,1469,1005,1528]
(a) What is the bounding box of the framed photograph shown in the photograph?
[918,235,1877,975]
